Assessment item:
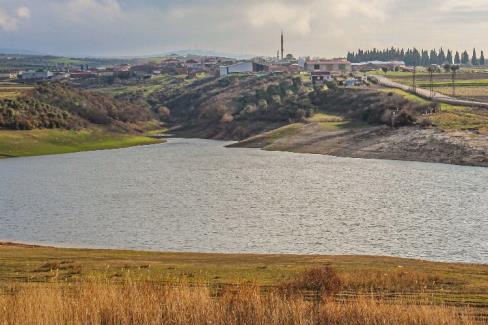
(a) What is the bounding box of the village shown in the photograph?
[0,32,413,89]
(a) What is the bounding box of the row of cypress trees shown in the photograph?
[346,47,485,66]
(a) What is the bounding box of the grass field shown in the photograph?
[1,243,487,323]
[435,86,488,102]
[0,128,163,158]
[0,82,33,99]
[96,73,210,98]
[377,87,488,133]
[375,70,488,102]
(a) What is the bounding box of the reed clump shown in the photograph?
[0,279,476,325]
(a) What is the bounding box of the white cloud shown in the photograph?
[246,0,391,35]
[332,0,391,20]
[442,0,488,12]
[2,0,488,58]
[16,6,30,19]
[0,6,30,31]
[55,0,122,23]
[247,2,314,35]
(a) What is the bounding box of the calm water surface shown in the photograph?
[0,138,487,263]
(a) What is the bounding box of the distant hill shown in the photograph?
[159,49,255,60]
[0,48,46,56]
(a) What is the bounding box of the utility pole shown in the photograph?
[427,65,435,98]
[451,64,459,97]
[281,30,284,61]
[412,66,417,94]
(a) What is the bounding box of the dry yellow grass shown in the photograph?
[0,280,478,325]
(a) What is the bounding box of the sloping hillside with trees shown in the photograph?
[0,83,163,157]
[0,83,157,131]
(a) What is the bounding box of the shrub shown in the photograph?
[281,266,342,298]
[157,106,171,121]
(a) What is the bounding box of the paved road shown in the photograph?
[371,75,488,108]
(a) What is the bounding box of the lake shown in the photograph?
[0,138,487,263]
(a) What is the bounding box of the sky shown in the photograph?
[0,0,487,58]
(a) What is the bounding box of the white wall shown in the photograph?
[220,62,254,76]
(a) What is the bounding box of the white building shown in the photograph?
[304,58,352,73]
[20,70,53,81]
[310,71,333,85]
[0,71,17,80]
[219,62,268,76]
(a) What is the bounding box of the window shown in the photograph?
[314,64,320,70]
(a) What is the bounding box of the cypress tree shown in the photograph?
[480,51,485,66]
[472,48,479,66]
[438,48,446,64]
[446,50,453,64]
[421,50,430,66]
[454,51,461,64]
[412,48,421,66]
[429,49,438,65]
[461,50,470,64]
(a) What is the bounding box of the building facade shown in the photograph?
[219,62,268,76]
[304,58,352,74]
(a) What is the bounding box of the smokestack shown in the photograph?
[281,30,284,60]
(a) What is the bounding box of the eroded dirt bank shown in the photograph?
[230,123,488,167]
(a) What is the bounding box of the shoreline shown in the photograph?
[1,241,486,267]
[0,128,164,158]
[2,241,488,311]
[229,124,488,168]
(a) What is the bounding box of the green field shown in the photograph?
[0,82,33,99]
[96,73,210,98]
[0,128,163,158]
[374,70,488,102]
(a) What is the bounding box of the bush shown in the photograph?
[281,266,342,298]
[157,106,171,121]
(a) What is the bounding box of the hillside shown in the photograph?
[0,83,164,157]
[232,87,488,167]
[103,73,431,141]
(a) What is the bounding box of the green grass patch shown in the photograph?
[266,123,303,142]
[0,128,163,158]
[368,71,429,77]
[416,80,488,87]
[309,112,343,123]
[378,88,431,105]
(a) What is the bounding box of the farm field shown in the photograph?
[378,70,488,102]
[0,82,33,99]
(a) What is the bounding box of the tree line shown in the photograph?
[347,47,486,66]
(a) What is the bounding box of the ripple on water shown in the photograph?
[0,138,487,263]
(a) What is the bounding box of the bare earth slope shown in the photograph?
[231,123,488,167]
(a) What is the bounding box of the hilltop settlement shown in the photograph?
[1,35,488,165]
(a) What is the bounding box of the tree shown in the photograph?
[454,51,461,64]
[429,49,438,65]
[461,51,470,65]
[421,50,430,66]
[480,51,485,66]
[446,50,453,64]
[438,48,446,64]
[412,48,421,66]
[381,67,388,75]
[472,48,479,66]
